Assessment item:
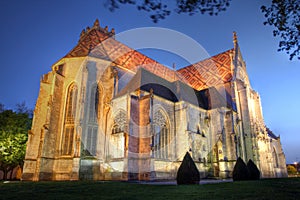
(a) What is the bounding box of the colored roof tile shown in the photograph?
[64,20,234,92]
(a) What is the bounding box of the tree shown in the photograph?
[105,0,300,60]
[287,165,297,175]
[105,0,231,23]
[176,152,200,185]
[232,157,249,181]
[0,131,27,180]
[247,159,260,180]
[261,0,300,60]
[0,104,31,180]
[0,103,4,113]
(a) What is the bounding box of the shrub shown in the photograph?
[176,152,200,185]
[247,159,260,180]
[287,165,297,175]
[232,157,249,181]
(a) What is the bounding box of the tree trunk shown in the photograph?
[9,168,13,180]
[3,170,7,181]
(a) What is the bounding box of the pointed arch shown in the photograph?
[62,83,78,155]
[83,82,102,156]
[273,147,279,168]
[152,109,170,159]
[88,83,100,123]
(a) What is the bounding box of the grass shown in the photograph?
[0,178,300,200]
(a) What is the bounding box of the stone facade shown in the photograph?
[22,20,287,181]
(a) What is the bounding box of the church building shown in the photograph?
[22,20,287,181]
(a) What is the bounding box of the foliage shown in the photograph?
[232,157,249,181]
[0,103,32,180]
[105,0,300,61]
[0,103,4,113]
[261,0,300,60]
[247,159,260,180]
[176,151,200,185]
[287,165,297,174]
[105,0,231,23]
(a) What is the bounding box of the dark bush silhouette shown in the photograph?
[232,157,249,181]
[176,152,200,185]
[247,159,260,180]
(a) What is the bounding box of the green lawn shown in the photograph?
[1,178,299,200]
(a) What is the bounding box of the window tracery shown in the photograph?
[112,110,127,134]
[62,84,78,155]
[152,110,169,159]
[84,84,100,156]
[88,84,100,123]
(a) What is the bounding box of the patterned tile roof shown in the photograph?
[65,20,234,90]
[64,19,176,83]
[177,49,234,90]
[64,19,114,59]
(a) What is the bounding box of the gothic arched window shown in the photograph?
[112,110,127,134]
[273,147,279,168]
[88,84,100,123]
[84,84,100,156]
[153,110,169,159]
[62,83,78,155]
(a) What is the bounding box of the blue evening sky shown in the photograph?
[0,0,299,163]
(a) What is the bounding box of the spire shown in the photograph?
[93,19,100,28]
[172,63,176,70]
[233,31,238,49]
[172,63,176,81]
[232,31,245,66]
[232,31,239,81]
